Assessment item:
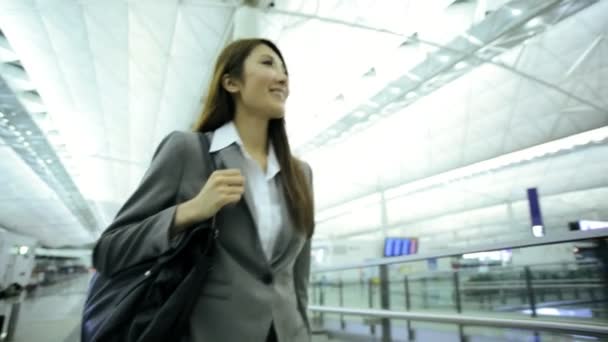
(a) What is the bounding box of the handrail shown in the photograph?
[308,305,608,335]
[312,229,608,273]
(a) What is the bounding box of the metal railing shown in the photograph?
[308,229,608,341]
[308,305,608,335]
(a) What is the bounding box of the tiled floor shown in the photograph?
[11,274,91,342]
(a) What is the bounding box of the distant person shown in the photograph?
[92,38,314,342]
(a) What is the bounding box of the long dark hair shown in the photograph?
[193,38,314,237]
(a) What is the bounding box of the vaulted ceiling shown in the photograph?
[0,0,606,248]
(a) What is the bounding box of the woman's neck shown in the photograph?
[233,111,269,157]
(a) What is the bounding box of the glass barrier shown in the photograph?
[309,236,608,341]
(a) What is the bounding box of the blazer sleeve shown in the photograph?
[92,131,189,277]
[294,162,314,335]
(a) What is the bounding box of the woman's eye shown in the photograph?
[262,60,273,66]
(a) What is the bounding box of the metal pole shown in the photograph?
[453,270,466,341]
[312,279,317,304]
[524,266,537,317]
[379,264,392,342]
[339,279,345,330]
[404,276,414,341]
[453,271,462,313]
[320,282,325,325]
[368,278,375,336]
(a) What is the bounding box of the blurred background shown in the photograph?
[0,0,607,341]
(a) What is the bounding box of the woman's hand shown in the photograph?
[173,169,245,234]
[191,169,245,221]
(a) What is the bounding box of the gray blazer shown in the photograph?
[92,131,313,342]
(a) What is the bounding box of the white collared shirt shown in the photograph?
[209,121,283,261]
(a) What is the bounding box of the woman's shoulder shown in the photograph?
[160,130,206,152]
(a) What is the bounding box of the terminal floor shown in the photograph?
[6,274,605,342]
[8,274,331,342]
[11,275,88,342]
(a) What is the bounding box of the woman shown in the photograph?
[92,38,315,342]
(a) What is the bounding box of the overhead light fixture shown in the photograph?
[0,112,4,118]
[18,246,29,255]
[454,61,468,70]
[364,100,380,108]
[438,55,450,63]
[462,32,483,46]
[8,125,16,131]
[405,72,421,81]
[511,8,522,16]
[353,110,366,118]
[388,87,401,95]
[526,17,543,28]
[25,130,32,135]
[405,91,417,99]
[385,126,608,200]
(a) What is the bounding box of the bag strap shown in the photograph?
[156,132,218,265]
[197,131,219,244]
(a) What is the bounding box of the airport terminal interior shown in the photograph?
[0,0,607,341]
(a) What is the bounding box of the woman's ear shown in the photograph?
[222,74,240,94]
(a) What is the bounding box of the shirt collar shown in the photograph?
[209,121,281,179]
[209,120,240,153]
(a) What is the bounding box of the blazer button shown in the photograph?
[261,273,273,285]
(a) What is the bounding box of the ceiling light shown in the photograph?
[384,126,608,200]
[23,142,29,147]
[462,33,483,46]
[438,55,450,63]
[0,112,4,118]
[405,72,421,81]
[406,91,417,99]
[353,111,366,118]
[526,17,543,28]
[26,130,32,135]
[454,61,468,70]
[511,8,522,16]
[389,87,401,95]
[8,125,16,131]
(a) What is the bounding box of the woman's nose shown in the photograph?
[276,71,288,84]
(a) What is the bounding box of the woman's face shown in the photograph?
[228,44,289,120]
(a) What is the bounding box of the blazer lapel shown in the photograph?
[216,144,260,232]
